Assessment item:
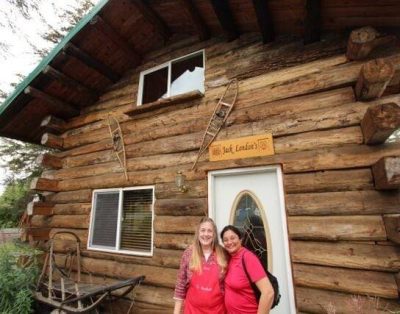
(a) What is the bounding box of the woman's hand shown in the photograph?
[173,299,183,314]
[255,277,274,314]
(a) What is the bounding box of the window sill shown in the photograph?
[125,90,204,116]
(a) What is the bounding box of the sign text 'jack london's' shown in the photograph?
[209,134,274,161]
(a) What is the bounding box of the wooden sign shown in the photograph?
[209,134,274,161]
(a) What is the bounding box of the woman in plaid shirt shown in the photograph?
[173,217,228,314]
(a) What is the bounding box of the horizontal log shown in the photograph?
[68,272,175,310]
[55,166,204,192]
[41,133,64,149]
[361,102,400,145]
[286,190,400,215]
[46,189,92,203]
[52,203,91,215]
[25,227,51,241]
[288,215,386,241]
[54,255,177,288]
[40,115,66,134]
[126,90,203,116]
[155,198,207,216]
[291,241,400,272]
[134,302,171,314]
[274,126,363,154]
[82,248,181,269]
[154,233,193,250]
[372,156,400,190]
[26,201,54,216]
[31,215,88,229]
[154,216,204,234]
[296,286,399,314]
[355,58,395,101]
[293,263,398,299]
[135,284,174,307]
[36,153,63,170]
[284,168,374,193]
[30,177,59,192]
[155,180,208,199]
[383,215,400,245]
[49,228,88,241]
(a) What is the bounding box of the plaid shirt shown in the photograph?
[174,246,225,300]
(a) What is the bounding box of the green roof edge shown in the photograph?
[0,0,110,116]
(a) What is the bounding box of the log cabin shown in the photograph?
[0,0,400,313]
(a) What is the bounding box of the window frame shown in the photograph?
[137,49,205,106]
[88,186,155,257]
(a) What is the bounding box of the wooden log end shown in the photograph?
[40,115,66,133]
[36,153,63,169]
[362,59,395,83]
[30,177,60,192]
[41,133,64,149]
[355,59,395,101]
[361,102,400,145]
[372,156,400,190]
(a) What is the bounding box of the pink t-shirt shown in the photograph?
[224,247,266,314]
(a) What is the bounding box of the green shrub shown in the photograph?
[0,242,40,314]
[0,180,31,228]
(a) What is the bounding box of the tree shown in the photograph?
[0,0,96,226]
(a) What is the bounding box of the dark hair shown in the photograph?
[220,225,242,240]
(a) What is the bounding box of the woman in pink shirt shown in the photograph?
[173,217,228,314]
[220,225,274,314]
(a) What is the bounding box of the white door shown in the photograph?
[208,166,296,313]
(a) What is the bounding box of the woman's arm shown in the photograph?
[173,247,191,313]
[255,277,274,314]
[173,299,183,314]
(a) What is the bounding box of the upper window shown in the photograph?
[138,50,205,105]
[88,186,154,256]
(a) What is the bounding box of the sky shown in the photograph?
[0,0,98,193]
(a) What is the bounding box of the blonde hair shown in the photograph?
[189,217,228,274]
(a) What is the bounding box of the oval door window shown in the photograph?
[231,190,272,270]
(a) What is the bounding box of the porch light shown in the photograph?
[175,171,188,193]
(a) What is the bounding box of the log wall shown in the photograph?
[32,33,400,313]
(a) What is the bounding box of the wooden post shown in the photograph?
[383,215,400,244]
[40,115,66,134]
[372,156,400,190]
[41,133,64,149]
[355,58,394,101]
[30,178,60,192]
[361,102,400,145]
[346,26,396,60]
[36,153,63,169]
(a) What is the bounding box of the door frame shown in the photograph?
[208,165,296,313]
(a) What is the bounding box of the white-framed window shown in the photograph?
[88,186,154,256]
[137,50,205,106]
